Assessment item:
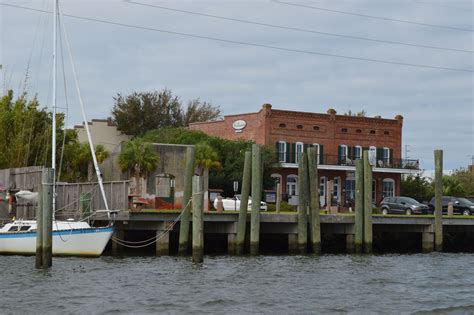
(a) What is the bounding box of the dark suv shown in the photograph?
[380,196,430,215]
[429,196,474,215]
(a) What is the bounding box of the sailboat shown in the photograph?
[0,0,114,256]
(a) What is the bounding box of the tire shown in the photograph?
[382,208,388,215]
[463,209,470,216]
[405,208,412,215]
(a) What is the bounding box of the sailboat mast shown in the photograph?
[51,0,58,215]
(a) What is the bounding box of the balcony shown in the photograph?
[277,154,420,173]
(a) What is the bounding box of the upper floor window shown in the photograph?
[295,142,304,164]
[313,125,320,131]
[356,129,362,133]
[341,128,348,133]
[297,124,303,129]
[383,147,391,165]
[276,141,287,163]
[279,123,286,128]
[369,130,376,134]
[354,145,362,160]
[338,145,348,164]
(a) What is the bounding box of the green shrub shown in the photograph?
[266,202,296,212]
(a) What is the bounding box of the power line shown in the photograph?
[272,0,474,32]
[1,2,473,73]
[125,0,473,54]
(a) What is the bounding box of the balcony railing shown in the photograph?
[278,153,419,170]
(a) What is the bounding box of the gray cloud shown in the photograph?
[1,0,472,171]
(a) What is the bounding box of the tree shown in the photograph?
[118,138,159,195]
[449,168,474,196]
[183,99,221,126]
[441,175,466,197]
[194,142,221,176]
[111,89,221,137]
[401,174,433,202]
[0,89,67,169]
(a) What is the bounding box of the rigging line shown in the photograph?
[56,10,69,183]
[271,0,474,32]
[58,1,111,215]
[125,0,473,54]
[1,3,472,73]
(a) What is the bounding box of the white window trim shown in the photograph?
[287,174,298,196]
[340,144,348,164]
[354,145,362,160]
[277,141,287,163]
[383,147,390,163]
[270,173,282,187]
[295,142,304,164]
[382,178,395,197]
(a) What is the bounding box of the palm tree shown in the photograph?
[118,138,159,196]
[195,142,220,176]
[76,143,110,181]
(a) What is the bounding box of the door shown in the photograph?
[319,177,326,207]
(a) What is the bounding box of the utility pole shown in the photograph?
[404,145,410,160]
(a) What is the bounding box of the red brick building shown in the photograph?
[189,104,419,208]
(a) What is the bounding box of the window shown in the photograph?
[383,147,390,165]
[313,125,320,131]
[312,143,320,163]
[345,178,355,202]
[20,226,31,231]
[333,177,340,204]
[356,129,362,133]
[339,145,348,164]
[320,176,326,206]
[279,123,286,128]
[297,124,303,129]
[287,175,298,196]
[384,131,390,135]
[383,179,395,198]
[8,226,18,232]
[295,142,304,163]
[341,128,348,133]
[354,145,362,160]
[277,141,287,163]
[370,130,376,134]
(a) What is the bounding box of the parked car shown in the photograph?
[213,195,267,211]
[428,196,474,215]
[380,196,430,215]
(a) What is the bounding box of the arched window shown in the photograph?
[287,175,298,196]
[382,178,395,198]
[271,173,282,188]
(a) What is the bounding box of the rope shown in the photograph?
[110,197,192,248]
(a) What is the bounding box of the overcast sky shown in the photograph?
[1,0,473,172]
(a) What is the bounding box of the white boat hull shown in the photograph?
[0,227,113,257]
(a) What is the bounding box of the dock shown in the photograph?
[95,212,474,254]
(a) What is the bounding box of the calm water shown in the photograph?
[1,253,474,314]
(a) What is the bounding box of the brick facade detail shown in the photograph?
[189,104,405,207]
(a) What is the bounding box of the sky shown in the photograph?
[0,0,473,172]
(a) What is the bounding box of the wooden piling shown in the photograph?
[434,150,443,251]
[363,151,373,253]
[192,176,204,263]
[42,168,54,268]
[422,232,434,253]
[354,159,364,253]
[297,151,309,254]
[276,183,281,214]
[179,146,195,255]
[236,151,251,255]
[156,227,169,256]
[307,147,321,254]
[250,144,262,255]
[35,174,44,269]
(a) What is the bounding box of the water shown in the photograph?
[1,253,474,314]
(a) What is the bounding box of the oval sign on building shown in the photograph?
[232,120,247,133]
